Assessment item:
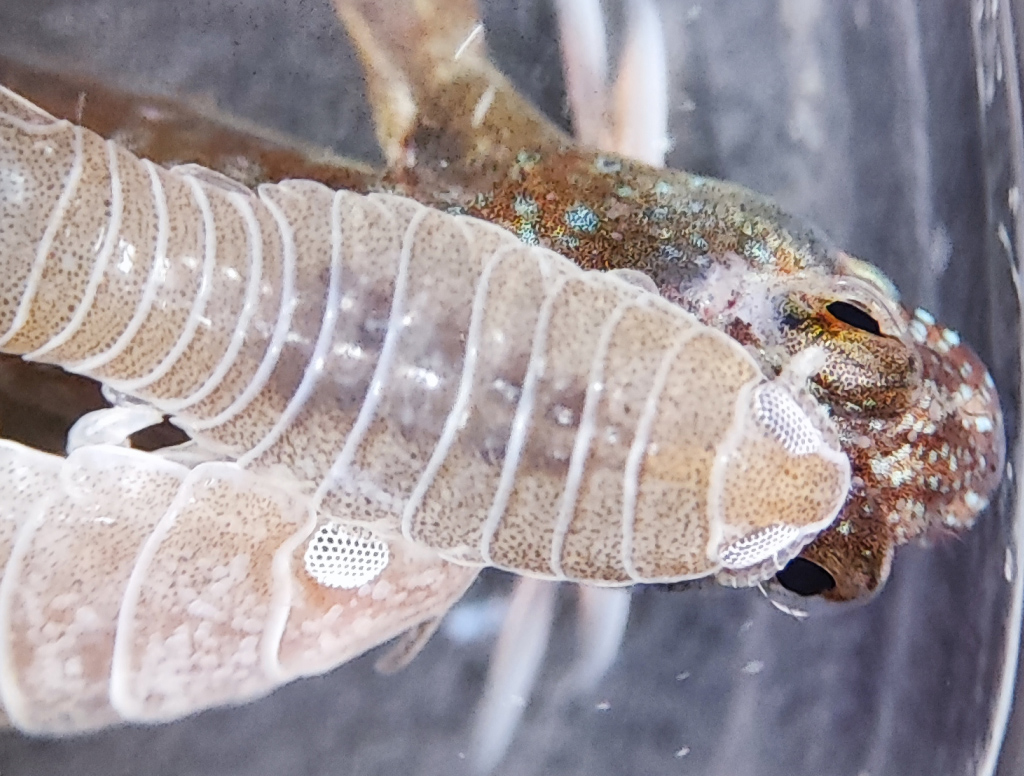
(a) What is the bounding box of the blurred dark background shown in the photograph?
[0,1,1020,775]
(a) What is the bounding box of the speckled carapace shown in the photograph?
[0,0,1004,602]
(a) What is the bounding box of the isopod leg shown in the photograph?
[554,0,611,149]
[373,615,447,675]
[65,405,165,453]
[564,586,632,693]
[557,0,668,167]
[470,577,557,775]
[608,0,669,165]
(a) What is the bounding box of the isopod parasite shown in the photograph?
[0,63,857,729]
[0,1,1015,775]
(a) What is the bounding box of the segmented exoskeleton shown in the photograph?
[0,81,852,731]
[0,0,1005,743]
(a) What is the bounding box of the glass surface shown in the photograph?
[0,1,1019,775]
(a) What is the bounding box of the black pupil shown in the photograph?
[775,558,836,596]
[826,301,881,335]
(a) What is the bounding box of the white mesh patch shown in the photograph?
[755,385,821,456]
[719,524,802,569]
[303,523,390,589]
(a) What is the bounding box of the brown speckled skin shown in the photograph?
[0,0,1005,602]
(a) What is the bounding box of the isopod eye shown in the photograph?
[825,301,881,336]
[303,522,391,589]
[775,557,836,596]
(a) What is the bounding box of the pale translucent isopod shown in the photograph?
[0,80,852,731]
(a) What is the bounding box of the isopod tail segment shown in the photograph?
[0,440,479,734]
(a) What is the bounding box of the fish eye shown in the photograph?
[826,301,882,336]
[775,557,836,596]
